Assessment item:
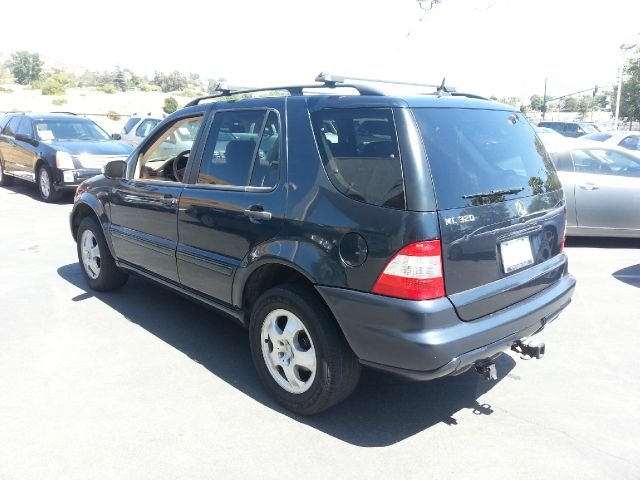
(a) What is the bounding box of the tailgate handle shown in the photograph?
[579,182,599,190]
[244,205,272,221]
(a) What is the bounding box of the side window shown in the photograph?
[133,115,203,182]
[618,135,640,151]
[15,117,33,137]
[572,150,605,174]
[564,124,578,134]
[197,110,271,186]
[311,108,405,209]
[3,117,21,137]
[250,111,280,188]
[550,151,573,172]
[122,117,140,134]
[135,119,160,138]
[601,150,640,177]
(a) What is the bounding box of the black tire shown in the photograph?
[36,165,62,202]
[76,216,128,291]
[0,159,14,186]
[249,284,360,415]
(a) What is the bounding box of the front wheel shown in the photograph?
[37,165,62,202]
[249,285,360,415]
[76,216,128,291]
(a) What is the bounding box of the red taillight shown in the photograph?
[372,240,445,300]
[560,207,567,252]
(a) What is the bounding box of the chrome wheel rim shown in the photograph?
[260,308,317,394]
[80,230,101,279]
[39,169,51,198]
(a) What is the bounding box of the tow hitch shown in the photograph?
[511,338,546,360]
[475,360,498,381]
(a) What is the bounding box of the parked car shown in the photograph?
[119,115,162,147]
[70,75,575,414]
[544,139,640,237]
[0,112,133,201]
[538,121,599,138]
[582,130,640,153]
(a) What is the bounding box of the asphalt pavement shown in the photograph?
[1,179,639,480]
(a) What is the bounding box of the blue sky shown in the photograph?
[1,0,639,99]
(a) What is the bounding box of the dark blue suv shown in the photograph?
[70,75,576,414]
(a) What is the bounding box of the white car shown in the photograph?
[581,130,640,153]
[119,115,162,146]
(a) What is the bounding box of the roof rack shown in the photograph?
[185,79,387,107]
[185,73,487,107]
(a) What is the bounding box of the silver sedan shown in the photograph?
[543,139,640,238]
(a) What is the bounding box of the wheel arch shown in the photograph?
[70,196,116,258]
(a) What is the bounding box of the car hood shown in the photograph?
[51,140,133,156]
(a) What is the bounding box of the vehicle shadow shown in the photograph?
[57,262,515,447]
[613,264,640,288]
[3,178,74,203]
[565,237,640,249]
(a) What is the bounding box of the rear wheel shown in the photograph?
[37,165,62,202]
[0,159,14,186]
[249,284,360,415]
[76,216,128,291]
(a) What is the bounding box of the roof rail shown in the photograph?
[50,111,77,116]
[315,72,457,93]
[185,80,386,107]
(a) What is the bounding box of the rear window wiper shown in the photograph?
[462,187,524,199]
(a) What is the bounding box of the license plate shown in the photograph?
[500,236,534,273]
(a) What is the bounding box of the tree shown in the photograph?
[163,96,179,114]
[152,71,187,93]
[530,94,544,111]
[612,51,640,125]
[9,51,43,85]
[561,97,580,112]
[114,67,127,92]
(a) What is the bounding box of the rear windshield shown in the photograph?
[414,108,561,210]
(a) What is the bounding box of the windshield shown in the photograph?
[414,108,561,210]
[34,119,111,142]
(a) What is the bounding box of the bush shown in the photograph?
[139,83,161,92]
[163,96,179,114]
[97,84,117,94]
[107,111,121,121]
[0,86,13,93]
[51,97,67,106]
[41,80,66,96]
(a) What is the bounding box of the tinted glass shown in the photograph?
[122,117,140,134]
[134,115,203,182]
[414,108,561,209]
[4,116,21,137]
[618,135,640,150]
[197,110,265,186]
[34,119,110,141]
[249,111,280,188]
[311,108,405,209]
[15,117,32,137]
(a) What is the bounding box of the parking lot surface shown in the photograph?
[1,180,639,480]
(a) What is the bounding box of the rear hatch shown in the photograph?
[413,108,566,321]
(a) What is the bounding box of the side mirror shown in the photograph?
[16,133,37,145]
[103,160,127,179]
[111,133,122,140]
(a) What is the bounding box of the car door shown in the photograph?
[572,148,640,231]
[13,117,38,180]
[550,150,578,227]
[109,113,206,282]
[177,102,286,304]
[0,116,22,175]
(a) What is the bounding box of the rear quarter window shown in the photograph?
[414,108,561,209]
[311,108,405,209]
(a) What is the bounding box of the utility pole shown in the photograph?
[615,43,637,130]
[542,77,548,120]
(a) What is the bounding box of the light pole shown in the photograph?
[542,77,549,120]
[614,43,637,130]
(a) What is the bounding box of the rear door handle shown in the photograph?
[161,194,178,206]
[579,183,599,190]
[244,205,272,221]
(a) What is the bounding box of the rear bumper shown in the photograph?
[316,272,576,380]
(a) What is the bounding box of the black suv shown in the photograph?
[537,121,598,138]
[0,112,133,201]
[70,75,576,414]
